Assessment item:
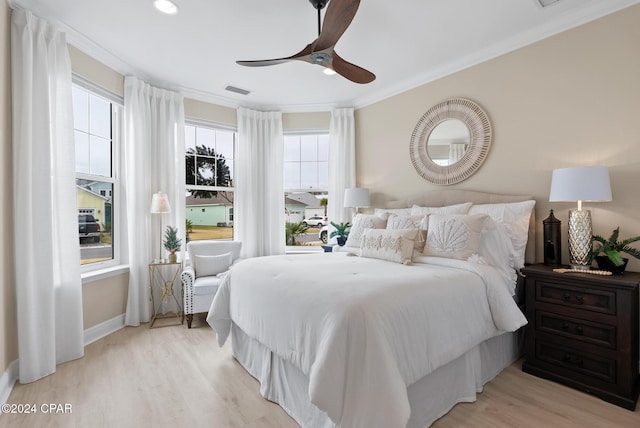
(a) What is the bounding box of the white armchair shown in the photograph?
[181,240,242,328]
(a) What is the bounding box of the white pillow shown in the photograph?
[386,213,428,252]
[344,214,388,248]
[360,228,418,264]
[193,252,233,278]
[423,214,488,260]
[374,207,412,218]
[469,200,535,267]
[410,202,472,218]
[477,217,517,272]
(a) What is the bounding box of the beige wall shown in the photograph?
[356,5,640,270]
[1,0,17,377]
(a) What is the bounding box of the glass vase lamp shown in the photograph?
[549,166,612,270]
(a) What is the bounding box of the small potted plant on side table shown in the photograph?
[591,227,640,274]
[164,226,182,263]
[330,221,351,247]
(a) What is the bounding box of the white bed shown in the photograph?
[207,190,536,428]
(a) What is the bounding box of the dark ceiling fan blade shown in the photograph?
[314,0,360,52]
[236,44,314,67]
[331,51,375,84]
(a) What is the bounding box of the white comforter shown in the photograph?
[207,252,527,428]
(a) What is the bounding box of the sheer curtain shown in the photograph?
[328,108,356,228]
[11,9,84,383]
[123,76,185,326]
[235,107,284,258]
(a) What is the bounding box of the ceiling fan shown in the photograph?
[236,0,375,84]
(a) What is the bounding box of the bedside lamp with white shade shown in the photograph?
[343,188,370,218]
[549,166,612,270]
[150,191,172,262]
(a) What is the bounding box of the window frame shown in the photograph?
[185,119,237,241]
[73,75,124,273]
[283,130,330,193]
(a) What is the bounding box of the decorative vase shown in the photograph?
[168,250,177,263]
[595,255,628,274]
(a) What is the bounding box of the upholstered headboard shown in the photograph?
[386,189,536,265]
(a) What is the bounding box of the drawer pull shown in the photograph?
[575,325,583,335]
[562,322,569,330]
[563,292,571,301]
[576,295,584,304]
[563,352,585,368]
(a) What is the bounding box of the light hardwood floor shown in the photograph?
[4,315,640,427]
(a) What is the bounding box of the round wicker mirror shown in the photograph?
[410,98,492,185]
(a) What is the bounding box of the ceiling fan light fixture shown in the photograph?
[154,0,178,15]
[323,68,337,76]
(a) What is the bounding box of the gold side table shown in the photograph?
[148,260,183,328]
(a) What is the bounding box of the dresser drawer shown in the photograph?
[535,280,616,315]
[535,339,617,383]
[536,311,616,349]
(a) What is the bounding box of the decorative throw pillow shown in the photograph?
[469,200,535,268]
[423,214,488,260]
[360,228,418,264]
[386,213,428,252]
[344,214,388,248]
[193,252,233,278]
[410,202,472,218]
[374,207,412,218]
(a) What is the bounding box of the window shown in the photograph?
[185,122,235,242]
[284,133,329,247]
[72,81,122,268]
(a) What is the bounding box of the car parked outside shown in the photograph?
[302,215,327,227]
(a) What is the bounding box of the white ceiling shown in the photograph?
[9,0,640,112]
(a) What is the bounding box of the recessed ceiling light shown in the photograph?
[154,0,178,15]
[323,68,337,76]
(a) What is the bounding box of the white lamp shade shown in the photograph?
[150,191,172,213]
[344,188,370,208]
[549,166,612,202]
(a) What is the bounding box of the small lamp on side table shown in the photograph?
[343,187,370,218]
[150,191,172,263]
[549,166,612,270]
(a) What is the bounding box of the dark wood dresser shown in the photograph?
[522,264,640,410]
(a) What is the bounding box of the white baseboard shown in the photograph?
[0,313,126,405]
[0,359,18,405]
[83,313,126,346]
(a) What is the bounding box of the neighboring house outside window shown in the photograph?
[185,121,235,242]
[284,133,329,247]
[72,79,122,268]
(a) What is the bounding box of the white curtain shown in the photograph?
[123,76,185,326]
[11,9,84,383]
[448,142,466,164]
[328,108,356,229]
[235,107,284,258]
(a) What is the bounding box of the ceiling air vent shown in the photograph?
[225,85,251,96]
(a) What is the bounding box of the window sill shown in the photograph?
[82,264,130,284]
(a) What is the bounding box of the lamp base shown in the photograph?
[568,209,592,269]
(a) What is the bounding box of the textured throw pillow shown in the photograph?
[360,228,418,264]
[410,202,472,218]
[423,214,488,260]
[193,252,233,278]
[344,214,388,248]
[469,200,535,268]
[374,207,413,218]
[386,213,428,252]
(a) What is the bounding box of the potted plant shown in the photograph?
[163,225,182,263]
[591,227,640,274]
[285,221,309,246]
[330,221,350,246]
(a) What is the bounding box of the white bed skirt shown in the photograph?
[231,322,523,428]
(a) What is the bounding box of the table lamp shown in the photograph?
[549,166,612,270]
[344,188,370,218]
[150,191,172,262]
